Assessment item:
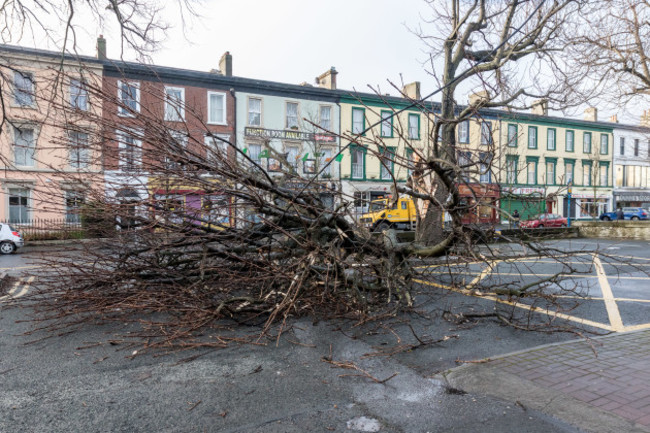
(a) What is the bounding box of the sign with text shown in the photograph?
[245,127,336,143]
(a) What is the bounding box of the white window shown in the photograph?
[117,129,142,172]
[527,162,536,185]
[547,129,556,150]
[248,143,262,164]
[481,121,492,145]
[458,121,469,143]
[352,108,364,134]
[286,102,299,129]
[600,164,608,186]
[380,111,392,137]
[583,133,592,153]
[70,79,88,111]
[165,131,188,170]
[528,126,537,149]
[14,127,35,166]
[565,163,574,184]
[351,147,364,179]
[287,145,300,170]
[506,158,517,183]
[208,91,226,124]
[583,163,592,186]
[165,87,185,121]
[69,131,89,168]
[118,81,140,116]
[507,124,518,147]
[248,98,262,126]
[566,130,575,152]
[8,188,30,223]
[65,191,84,223]
[479,152,491,183]
[14,71,34,106]
[320,148,333,177]
[408,114,419,139]
[380,148,394,180]
[546,161,555,184]
[205,134,230,161]
[320,106,332,131]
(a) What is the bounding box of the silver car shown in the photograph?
[0,223,24,254]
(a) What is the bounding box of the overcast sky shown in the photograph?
[19,0,643,123]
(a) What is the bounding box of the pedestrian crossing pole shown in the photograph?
[566,182,571,227]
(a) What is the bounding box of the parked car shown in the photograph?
[599,207,649,221]
[519,213,568,228]
[0,223,24,254]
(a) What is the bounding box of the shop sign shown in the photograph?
[245,127,336,143]
[458,184,500,197]
[501,186,545,195]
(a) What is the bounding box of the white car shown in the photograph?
[0,223,24,254]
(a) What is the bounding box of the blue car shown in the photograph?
[599,207,649,221]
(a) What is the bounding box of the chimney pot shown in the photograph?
[584,107,598,122]
[96,35,107,60]
[315,67,338,90]
[219,51,233,77]
[402,81,421,100]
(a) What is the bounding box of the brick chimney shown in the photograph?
[468,90,489,106]
[610,114,618,123]
[97,35,107,60]
[584,107,598,122]
[219,51,232,77]
[531,99,548,116]
[315,67,337,90]
[402,81,421,100]
[641,110,650,127]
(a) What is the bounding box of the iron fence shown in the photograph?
[1,218,92,241]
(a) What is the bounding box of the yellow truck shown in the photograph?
[359,197,417,231]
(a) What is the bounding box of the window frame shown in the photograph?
[319,105,332,131]
[582,161,592,186]
[70,78,89,111]
[408,113,420,140]
[247,97,262,127]
[285,101,300,129]
[526,156,539,185]
[527,126,538,149]
[350,145,366,180]
[600,134,609,155]
[506,155,518,184]
[479,151,492,183]
[545,158,557,185]
[116,128,142,172]
[565,130,575,152]
[207,91,227,125]
[458,120,469,144]
[620,137,625,156]
[164,86,185,122]
[380,110,393,138]
[507,124,518,147]
[583,132,592,154]
[8,188,30,223]
[351,107,366,135]
[69,131,90,169]
[564,159,575,185]
[547,128,556,151]
[65,191,85,224]
[13,71,35,107]
[634,138,640,157]
[481,121,493,146]
[599,162,609,186]
[117,80,140,117]
[379,147,396,180]
[13,126,36,167]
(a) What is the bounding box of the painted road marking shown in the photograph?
[0,265,42,271]
[0,276,34,302]
[593,254,625,332]
[414,277,614,332]
[419,270,650,280]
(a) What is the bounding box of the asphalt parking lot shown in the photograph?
[1,238,650,432]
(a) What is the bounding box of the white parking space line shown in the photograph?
[593,254,625,332]
[0,275,34,302]
[0,265,41,271]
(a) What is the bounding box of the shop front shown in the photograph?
[613,191,650,210]
[458,184,500,224]
[563,191,610,220]
[500,187,547,222]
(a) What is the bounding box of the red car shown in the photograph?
[519,213,567,228]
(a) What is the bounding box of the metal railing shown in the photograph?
[2,218,90,241]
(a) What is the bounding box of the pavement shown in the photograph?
[442,330,650,433]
